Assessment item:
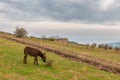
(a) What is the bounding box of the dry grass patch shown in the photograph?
[46,59,54,67]
[4,73,27,80]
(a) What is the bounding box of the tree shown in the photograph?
[90,43,96,48]
[115,47,120,51]
[13,26,28,38]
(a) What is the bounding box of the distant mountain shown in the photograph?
[108,42,120,47]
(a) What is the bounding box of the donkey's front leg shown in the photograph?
[34,57,36,65]
[34,57,38,65]
[23,55,27,64]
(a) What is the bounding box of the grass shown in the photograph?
[0,36,120,80]
[30,39,120,64]
[22,37,120,74]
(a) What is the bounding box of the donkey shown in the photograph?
[23,46,46,65]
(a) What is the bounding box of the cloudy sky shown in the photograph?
[0,0,120,43]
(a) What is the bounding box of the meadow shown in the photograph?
[0,34,120,80]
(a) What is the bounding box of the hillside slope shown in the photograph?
[1,33,120,75]
[0,34,120,79]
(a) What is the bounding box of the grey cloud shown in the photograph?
[0,0,120,23]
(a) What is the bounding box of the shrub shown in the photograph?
[105,45,112,50]
[104,44,109,50]
[13,26,28,38]
[90,43,96,48]
[85,44,89,48]
[115,47,120,51]
[98,44,113,50]
[108,45,113,50]
[46,59,54,67]
[48,38,55,41]
[98,44,104,48]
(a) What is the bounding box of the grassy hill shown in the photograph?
[0,33,120,80]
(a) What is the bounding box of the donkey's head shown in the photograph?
[42,53,46,63]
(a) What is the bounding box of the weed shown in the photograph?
[46,59,54,67]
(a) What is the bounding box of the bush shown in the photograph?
[13,26,28,38]
[46,59,54,67]
[90,43,96,48]
[115,47,120,51]
[98,44,113,50]
[104,44,109,49]
[48,38,55,41]
[98,44,104,48]
[108,45,113,50]
[85,44,89,48]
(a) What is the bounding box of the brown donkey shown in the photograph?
[23,46,46,65]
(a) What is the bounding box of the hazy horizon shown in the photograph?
[1,22,120,44]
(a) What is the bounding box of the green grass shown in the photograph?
[30,39,120,64]
[0,37,120,80]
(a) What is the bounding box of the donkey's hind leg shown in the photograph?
[23,55,28,64]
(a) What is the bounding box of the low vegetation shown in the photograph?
[0,34,120,80]
[0,35,120,80]
[90,43,96,48]
[46,59,54,67]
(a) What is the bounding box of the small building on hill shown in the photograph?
[42,35,68,43]
[50,38,68,43]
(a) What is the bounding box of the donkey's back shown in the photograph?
[24,46,41,57]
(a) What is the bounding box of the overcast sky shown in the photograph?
[0,0,120,43]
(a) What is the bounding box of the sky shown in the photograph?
[0,0,120,44]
